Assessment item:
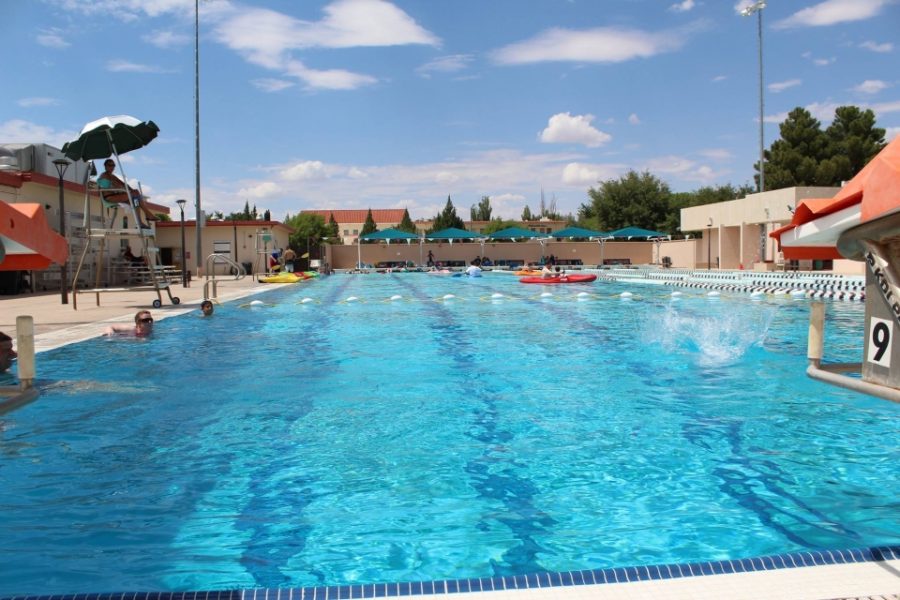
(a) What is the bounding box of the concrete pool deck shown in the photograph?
[1,275,897,600]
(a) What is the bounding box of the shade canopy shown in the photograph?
[607,226,668,239]
[771,136,900,260]
[426,227,485,241]
[549,226,609,239]
[487,227,546,241]
[0,202,69,270]
[359,228,419,243]
[62,115,160,161]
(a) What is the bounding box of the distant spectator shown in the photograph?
[427,250,434,267]
[123,246,144,264]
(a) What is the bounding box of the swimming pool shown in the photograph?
[1,273,897,596]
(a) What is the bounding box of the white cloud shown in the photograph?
[213,1,437,90]
[773,0,892,29]
[281,160,328,181]
[252,78,295,93]
[813,57,836,66]
[642,156,724,183]
[851,80,889,94]
[540,113,612,148]
[239,181,282,199]
[669,0,695,12]
[0,119,79,149]
[769,79,802,93]
[628,113,641,125]
[712,75,727,83]
[491,26,685,65]
[106,59,172,73]
[860,40,893,53]
[416,55,474,78]
[17,97,61,108]
[871,100,900,115]
[36,28,70,48]
[563,162,610,185]
[885,127,900,141]
[142,29,190,48]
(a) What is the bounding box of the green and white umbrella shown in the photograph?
[62,115,160,161]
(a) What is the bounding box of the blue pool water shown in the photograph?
[1,273,898,596]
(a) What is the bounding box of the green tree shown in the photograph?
[482,218,519,235]
[428,196,465,232]
[661,184,755,234]
[284,213,330,250]
[327,213,341,243]
[263,209,271,221]
[521,205,534,221]
[360,208,378,236]
[818,106,886,185]
[396,208,417,234]
[470,196,493,221]
[579,170,672,232]
[764,107,829,189]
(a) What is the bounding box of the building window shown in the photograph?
[343,229,349,236]
[353,229,358,235]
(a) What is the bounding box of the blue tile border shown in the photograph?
[3,546,898,600]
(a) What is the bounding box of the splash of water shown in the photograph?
[649,301,777,367]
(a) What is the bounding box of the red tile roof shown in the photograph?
[302,209,406,223]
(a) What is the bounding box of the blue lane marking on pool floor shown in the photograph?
[3,546,896,600]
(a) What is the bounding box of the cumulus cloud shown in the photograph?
[239,181,282,199]
[0,119,78,148]
[642,155,723,183]
[698,148,734,161]
[860,40,893,53]
[252,78,295,92]
[142,29,190,48]
[36,28,70,48]
[669,0,695,12]
[213,1,437,90]
[17,97,61,108]
[851,79,889,94]
[768,79,802,93]
[628,113,641,125]
[491,26,686,65]
[106,59,172,73]
[281,160,328,181]
[416,55,474,78]
[540,113,612,148]
[885,127,900,141]
[773,0,892,29]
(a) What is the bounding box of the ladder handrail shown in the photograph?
[205,253,246,281]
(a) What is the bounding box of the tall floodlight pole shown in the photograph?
[741,1,766,193]
[194,0,203,274]
[52,159,70,304]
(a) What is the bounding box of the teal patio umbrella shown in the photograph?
[357,228,420,268]
[549,226,609,239]
[607,226,669,239]
[62,115,160,162]
[425,227,485,241]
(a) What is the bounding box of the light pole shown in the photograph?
[707,218,713,271]
[741,0,766,193]
[176,199,188,287]
[52,158,70,304]
[194,0,203,275]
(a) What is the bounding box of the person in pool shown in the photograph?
[0,332,17,373]
[200,300,214,316]
[106,310,154,337]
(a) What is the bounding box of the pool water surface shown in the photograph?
[1,273,897,596]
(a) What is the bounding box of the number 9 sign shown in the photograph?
[867,317,893,368]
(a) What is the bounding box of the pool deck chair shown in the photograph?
[69,159,181,309]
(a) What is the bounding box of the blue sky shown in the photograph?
[2,0,898,221]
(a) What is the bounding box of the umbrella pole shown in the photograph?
[357,236,361,269]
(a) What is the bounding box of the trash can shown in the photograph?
[241,261,253,275]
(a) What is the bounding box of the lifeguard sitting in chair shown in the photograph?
[98,158,159,229]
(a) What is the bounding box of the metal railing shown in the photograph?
[203,253,246,301]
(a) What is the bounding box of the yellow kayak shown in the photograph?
[260,272,306,283]
[515,269,542,276]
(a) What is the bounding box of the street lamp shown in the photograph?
[176,199,188,287]
[52,158,70,304]
[741,0,766,193]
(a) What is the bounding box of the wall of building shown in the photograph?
[154,222,291,276]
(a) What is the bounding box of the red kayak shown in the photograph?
[519,274,597,284]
